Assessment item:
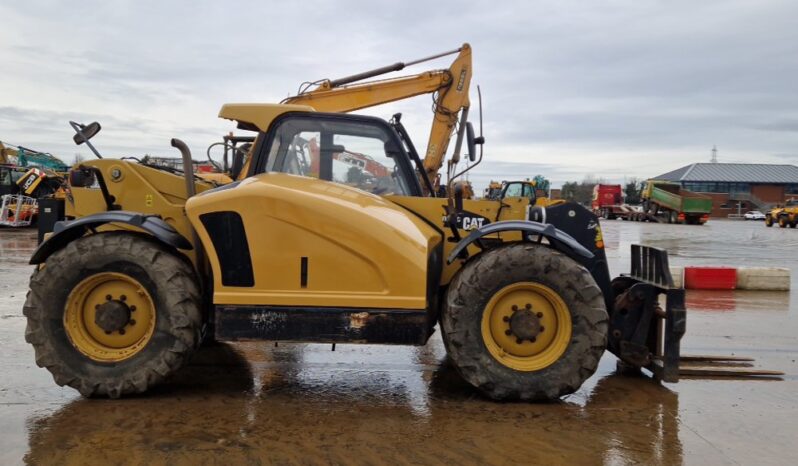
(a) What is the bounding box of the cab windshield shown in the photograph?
[258,115,417,196]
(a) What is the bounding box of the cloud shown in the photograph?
[1,0,797,191]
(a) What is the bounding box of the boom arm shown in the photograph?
[283,44,472,187]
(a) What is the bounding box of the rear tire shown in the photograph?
[779,216,788,228]
[441,243,608,401]
[24,232,202,398]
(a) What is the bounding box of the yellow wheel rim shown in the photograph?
[480,282,572,371]
[64,272,156,362]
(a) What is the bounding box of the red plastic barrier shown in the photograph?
[684,267,737,290]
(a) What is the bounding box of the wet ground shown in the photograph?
[1,219,797,465]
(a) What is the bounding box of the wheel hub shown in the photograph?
[508,307,542,341]
[481,282,572,371]
[95,299,132,333]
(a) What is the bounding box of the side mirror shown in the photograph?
[466,122,476,162]
[72,121,101,145]
[465,122,485,163]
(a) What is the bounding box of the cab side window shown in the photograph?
[504,183,522,198]
[262,116,412,196]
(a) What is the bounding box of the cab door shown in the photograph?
[498,182,535,221]
[187,113,440,310]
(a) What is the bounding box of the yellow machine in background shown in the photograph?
[765,199,798,228]
[23,46,685,404]
[484,180,503,199]
[483,179,564,209]
[0,141,67,227]
[0,142,14,165]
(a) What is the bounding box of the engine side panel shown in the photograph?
[186,173,441,310]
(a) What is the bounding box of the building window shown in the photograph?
[729,182,750,194]
[786,184,798,195]
[683,182,750,194]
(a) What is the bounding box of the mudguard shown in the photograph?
[29,211,192,264]
[446,220,594,265]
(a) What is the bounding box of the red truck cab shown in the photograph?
[592,184,623,210]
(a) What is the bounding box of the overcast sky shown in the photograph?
[1,0,796,191]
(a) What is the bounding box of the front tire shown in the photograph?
[441,243,608,401]
[765,215,773,227]
[24,232,202,398]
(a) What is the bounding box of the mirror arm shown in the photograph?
[69,121,103,159]
[449,107,470,166]
[448,86,485,184]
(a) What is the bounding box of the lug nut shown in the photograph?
[104,330,111,335]
[119,328,126,335]
[505,329,512,335]
[539,326,545,332]
[531,337,536,343]
[95,304,100,310]
[129,319,136,326]
[516,338,523,344]
[120,295,127,301]
[130,305,136,312]
[511,305,518,311]
[525,303,532,310]
[105,295,112,301]
[503,316,510,322]
[536,312,543,318]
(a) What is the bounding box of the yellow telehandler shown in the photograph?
[24,46,686,401]
[765,199,798,228]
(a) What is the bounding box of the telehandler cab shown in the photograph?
[24,47,686,401]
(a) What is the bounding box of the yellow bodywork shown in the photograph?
[387,195,528,284]
[186,173,441,310]
[196,172,233,184]
[67,159,218,263]
[219,103,315,132]
[65,103,540,312]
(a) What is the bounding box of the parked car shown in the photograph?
[744,210,766,220]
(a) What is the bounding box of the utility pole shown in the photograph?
[711,145,718,163]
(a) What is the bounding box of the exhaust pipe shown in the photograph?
[171,138,195,199]
[170,139,205,277]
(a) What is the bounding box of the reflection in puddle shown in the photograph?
[0,229,37,262]
[22,342,683,465]
[687,290,791,313]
